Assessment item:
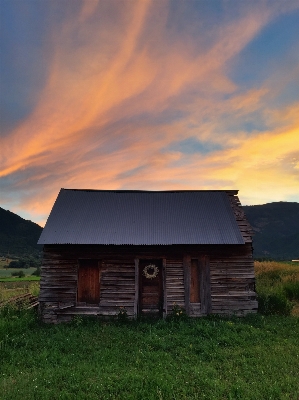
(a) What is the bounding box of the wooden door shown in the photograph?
[77,259,100,304]
[139,259,163,316]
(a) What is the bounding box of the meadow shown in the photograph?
[0,257,40,279]
[0,281,40,302]
[0,261,298,399]
[255,261,299,316]
[0,268,38,279]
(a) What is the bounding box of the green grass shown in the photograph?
[0,261,298,399]
[0,275,40,282]
[0,310,298,399]
[254,261,299,316]
[0,267,38,278]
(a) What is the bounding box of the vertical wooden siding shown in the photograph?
[166,260,185,312]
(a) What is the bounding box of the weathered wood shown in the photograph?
[167,261,185,312]
[162,258,167,317]
[39,240,257,322]
[0,293,39,310]
[183,256,190,315]
[204,256,212,314]
[190,259,200,303]
[189,303,201,316]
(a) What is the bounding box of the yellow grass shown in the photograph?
[0,281,40,302]
[254,260,299,277]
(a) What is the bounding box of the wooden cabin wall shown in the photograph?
[39,248,77,323]
[39,244,257,323]
[181,245,257,317]
[39,246,136,323]
[100,263,135,317]
[209,244,257,316]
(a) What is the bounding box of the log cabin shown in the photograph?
[38,189,257,323]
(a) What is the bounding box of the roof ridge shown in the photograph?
[61,188,239,194]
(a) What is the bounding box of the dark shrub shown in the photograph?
[11,270,25,278]
[258,291,293,316]
[284,281,299,301]
[8,260,20,268]
[31,266,41,276]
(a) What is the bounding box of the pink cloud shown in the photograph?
[1,1,298,224]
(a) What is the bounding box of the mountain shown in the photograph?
[0,207,42,257]
[243,202,299,260]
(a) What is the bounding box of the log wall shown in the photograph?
[210,251,257,316]
[228,193,254,244]
[39,243,257,323]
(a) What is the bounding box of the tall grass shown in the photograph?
[0,281,40,302]
[254,261,299,316]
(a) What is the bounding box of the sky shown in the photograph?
[0,0,299,226]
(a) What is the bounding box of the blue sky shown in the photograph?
[0,0,299,225]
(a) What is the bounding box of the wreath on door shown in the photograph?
[143,264,159,279]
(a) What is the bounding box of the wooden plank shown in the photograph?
[198,255,211,315]
[189,303,201,316]
[183,255,190,315]
[190,259,200,303]
[204,255,211,314]
[162,258,167,317]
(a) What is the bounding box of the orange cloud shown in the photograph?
[1,1,298,225]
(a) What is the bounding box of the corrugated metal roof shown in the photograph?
[38,189,245,245]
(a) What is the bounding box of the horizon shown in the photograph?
[1,1,299,226]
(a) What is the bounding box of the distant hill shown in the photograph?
[243,202,299,260]
[0,207,42,257]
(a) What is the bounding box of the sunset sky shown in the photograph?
[0,0,299,226]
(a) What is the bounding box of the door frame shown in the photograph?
[135,258,166,317]
[183,255,211,316]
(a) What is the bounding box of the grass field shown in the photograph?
[0,267,38,278]
[0,257,40,278]
[0,261,298,399]
[0,310,298,399]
